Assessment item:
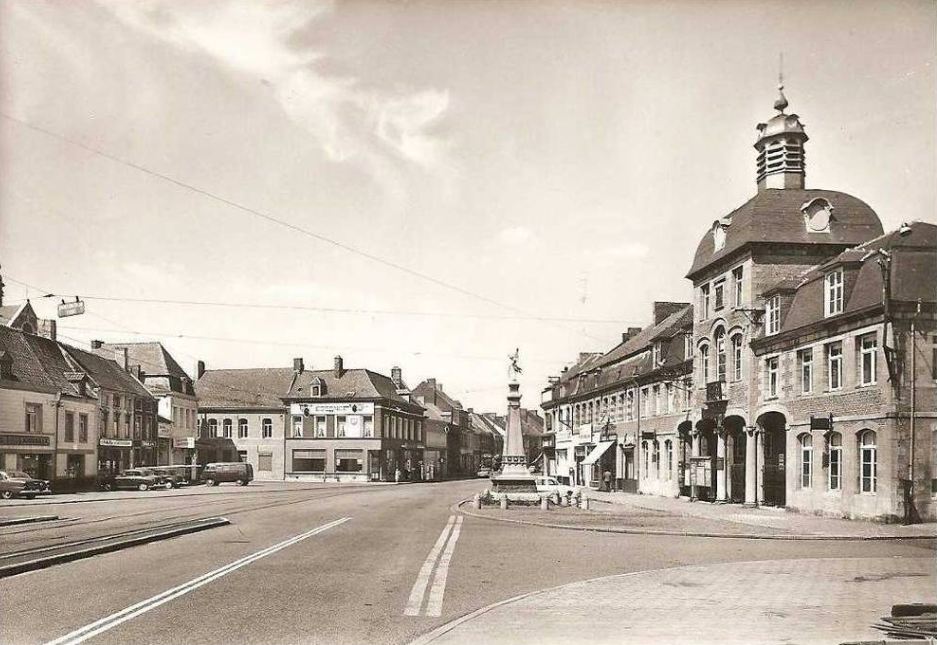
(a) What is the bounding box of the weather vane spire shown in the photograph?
[774,52,788,113]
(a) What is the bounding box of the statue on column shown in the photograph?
[508,348,523,382]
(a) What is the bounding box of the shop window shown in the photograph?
[859,430,877,493]
[64,412,75,442]
[258,453,273,472]
[858,333,877,386]
[262,418,272,439]
[828,432,842,491]
[799,434,812,488]
[824,269,844,317]
[66,454,85,478]
[335,449,363,472]
[238,418,249,439]
[293,449,326,472]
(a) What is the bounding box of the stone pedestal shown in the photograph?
[491,381,537,494]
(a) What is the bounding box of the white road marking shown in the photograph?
[424,515,463,617]
[44,517,351,645]
[404,515,455,616]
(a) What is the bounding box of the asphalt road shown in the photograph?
[0,480,932,645]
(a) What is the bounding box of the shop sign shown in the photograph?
[57,298,86,317]
[99,438,132,448]
[141,441,156,448]
[173,437,195,449]
[641,431,655,440]
[158,426,172,438]
[810,415,833,431]
[0,433,50,446]
[578,423,592,440]
[290,402,374,416]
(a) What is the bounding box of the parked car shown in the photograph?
[137,468,175,489]
[110,469,163,491]
[476,467,491,478]
[147,465,195,488]
[534,476,576,497]
[0,470,51,499]
[203,462,253,487]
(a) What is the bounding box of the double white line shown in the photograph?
[45,517,351,645]
[405,515,463,617]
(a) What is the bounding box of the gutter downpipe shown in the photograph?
[906,300,920,524]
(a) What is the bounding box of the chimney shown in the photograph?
[91,340,104,350]
[391,366,402,388]
[293,357,304,374]
[622,326,642,343]
[131,365,144,380]
[196,360,206,379]
[114,347,128,371]
[653,302,689,325]
[333,355,343,378]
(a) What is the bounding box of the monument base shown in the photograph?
[490,466,537,493]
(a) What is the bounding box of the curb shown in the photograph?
[0,515,59,527]
[0,517,230,578]
[455,500,937,541]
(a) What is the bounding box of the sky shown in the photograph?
[1,0,935,412]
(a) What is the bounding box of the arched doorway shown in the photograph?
[693,419,718,501]
[724,416,747,503]
[758,411,787,507]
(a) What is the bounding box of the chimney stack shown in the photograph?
[131,365,144,380]
[333,355,344,378]
[91,340,103,349]
[622,326,642,343]
[293,357,304,374]
[196,360,206,379]
[114,347,129,371]
[391,366,402,388]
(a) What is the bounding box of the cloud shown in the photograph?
[99,1,452,190]
[497,226,535,246]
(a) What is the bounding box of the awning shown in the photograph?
[581,440,615,466]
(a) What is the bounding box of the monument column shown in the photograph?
[491,350,537,494]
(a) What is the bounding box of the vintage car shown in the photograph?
[109,469,163,491]
[534,476,577,498]
[202,462,253,486]
[0,470,51,499]
[147,465,195,488]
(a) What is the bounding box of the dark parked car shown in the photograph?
[203,462,253,486]
[0,470,51,499]
[147,466,193,488]
[109,469,162,491]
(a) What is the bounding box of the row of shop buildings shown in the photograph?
[540,87,936,523]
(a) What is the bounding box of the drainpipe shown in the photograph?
[53,391,62,485]
[635,382,641,493]
[906,300,920,524]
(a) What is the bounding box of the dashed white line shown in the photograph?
[44,517,351,645]
[405,515,456,616]
[424,515,463,617]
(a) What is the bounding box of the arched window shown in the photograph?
[222,418,232,438]
[799,434,813,488]
[715,328,727,382]
[208,418,218,438]
[262,418,273,439]
[652,440,660,478]
[731,334,743,381]
[828,432,842,491]
[860,430,877,493]
[574,404,580,427]
[700,344,710,382]
[238,418,249,439]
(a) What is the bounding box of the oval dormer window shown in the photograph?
[801,198,834,233]
[713,223,726,252]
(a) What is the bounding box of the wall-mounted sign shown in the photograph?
[173,437,195,449]
[0,433,50,446]
[290,402,374,416]
[99,438,132,448]
[810,415,833,431]
[141,441,156,448]
[57,298,86,318]
[578,423,593,440]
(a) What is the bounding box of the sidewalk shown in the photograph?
[584,490,937,538]
[413,556,937,645]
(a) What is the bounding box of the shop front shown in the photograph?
[98,438,132,475]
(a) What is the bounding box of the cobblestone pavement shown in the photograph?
[420,556,937,645]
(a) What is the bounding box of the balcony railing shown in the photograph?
[705,380,727,403]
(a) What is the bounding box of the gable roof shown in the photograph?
[687,189,884,279]
[0,326,88,397]
[196,368,295,408]
[96,342,190,379]
[286,368,413,405]
[0,302,35,329]
[62,344,154,399]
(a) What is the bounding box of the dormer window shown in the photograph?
[712,219,730,252]
[824,269,844,317]
[653,342,663,366]
[310,377,325,397]
[801,198,834,233]
[765,295,781,335]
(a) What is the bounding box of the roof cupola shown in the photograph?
[755,76,808,191]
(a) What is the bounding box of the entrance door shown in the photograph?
[762,422,787,506]
[729,432,746,503]
[621,448,637,493]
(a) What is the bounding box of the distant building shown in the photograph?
[481,408,543,470]
[412,378,473,474]
[92,342,198,466]
[0,301,57,340]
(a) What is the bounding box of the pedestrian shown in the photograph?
[603,470,612,492]
[395,466,401,483]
